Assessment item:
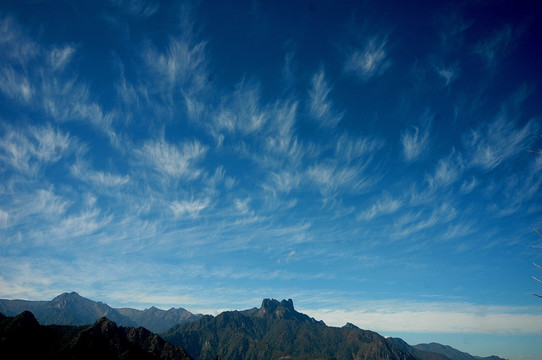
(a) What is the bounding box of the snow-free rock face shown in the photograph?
[255,298,296,319]
[162,298,419,360]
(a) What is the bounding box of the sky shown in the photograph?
[0,0,541,358]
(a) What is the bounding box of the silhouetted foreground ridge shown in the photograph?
[0,311,192,360]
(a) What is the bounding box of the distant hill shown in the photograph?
[414,343,508,360]
[117,306,201,333]
[0,310,193,360]
[387,337,452,360]
[163,298,419,360]
[0,292,201,333]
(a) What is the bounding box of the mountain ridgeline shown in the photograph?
[412,343,506,360]
[163,298,417,360]
[0,293,508,360]
[0,292,201,333]
[0,311,192,360]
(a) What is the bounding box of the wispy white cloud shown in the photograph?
[0,66,33,102]
[460,176,478,194]
[266,170,301,194]
[7,188,71,225]
[0,208,8,229]
[143,35,207,98]
[335,132,383,163]
[426,150,464,190]
[0,123,71,176]
[475,25,514,68]
[358,193,402,221]
[394,203,457,238]
[0,16,117,146]
[265,100,299,157]
[465,116,536,171]
[401,113,432,162]
[71,161,130,187]
[305,133,383,200]
[234,198,251,215]
[48,45,76,71]
[443,221,477,240]
[281,49,296,88]
[0,15,39,64]
[54,208,113,238]
[138,137,207,179]
[436,63,459,86]
[344,35,391,81]
[307,162,372,195]
[214,79,267,135]
[285,250,296,263]
[170,197,211,218]
[308,68,343,128]
[112,0,159,18]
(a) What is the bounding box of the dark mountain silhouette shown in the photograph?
[0,292,201,333]
[0,310,193,360]
[413,343,508,360]
[162,298,419,360]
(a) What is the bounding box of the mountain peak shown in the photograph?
[255,298,299,320]
[261,298,294,310]
[343,322,360,329]
[53,291,81,299]
[51,292,84,304]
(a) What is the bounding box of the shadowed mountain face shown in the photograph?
[163,298,418,360]
[0,311,193,360]
[0,292,201,333]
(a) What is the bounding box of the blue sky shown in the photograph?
[1,0,541,358]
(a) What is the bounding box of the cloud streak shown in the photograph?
[465,116,536,171]
[344,35,391,81]
[308,68,343,128]
[138,138,208,179]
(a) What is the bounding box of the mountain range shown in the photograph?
[0,292,201,333]
[0,293,507,360]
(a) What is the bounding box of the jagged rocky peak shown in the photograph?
[343,322,360,329]
[256,298,296,319]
